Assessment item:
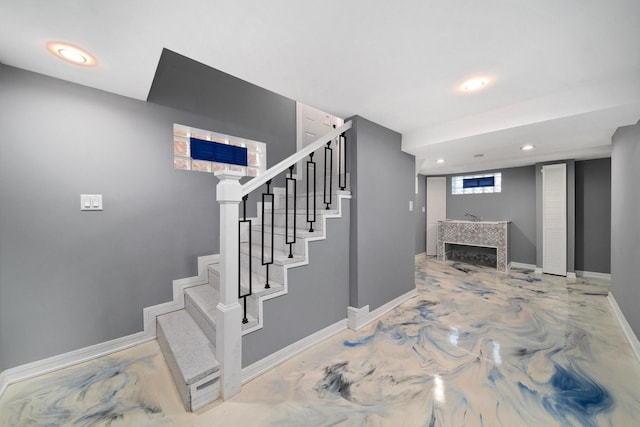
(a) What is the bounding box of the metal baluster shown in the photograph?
[238,195,252,324]
[262,180,274,289]
[324,141,333,210]
[286,165,296,258]
[339,132,347,191]
[307,153,316,232]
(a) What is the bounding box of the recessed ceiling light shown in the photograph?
[47,42,96,66]
[520,144,535,151]
[437,159,445,164]
[460,77,489,92]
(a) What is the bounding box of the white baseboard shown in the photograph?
[241,319,348,384]
[608,292,640,363]
[347,305,370,330]
[0,253,219,398]
[415,252,426,258]
[510,262,537,271]
[534,267,543,274]
[576,270,611,281]
[347,288,418,331]
[567,272,577,280]
[0,332,153,397]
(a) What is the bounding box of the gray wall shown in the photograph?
[348,116,415,310]
[0,63,296,371]
[415,175,426,254]
[575,158,611,274]
[242,202,350,367]
[535,161,576,272]
[611,121,640,339]
[445,166,537,265]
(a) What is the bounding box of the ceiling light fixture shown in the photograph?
[460,77,489,92]
[47,42,96,66]
[520,144,535,151]
[437,159,445,164]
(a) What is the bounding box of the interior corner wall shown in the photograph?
[415,175,426,254]
[445,166,537,265]
[575,158,611,274]
[348,116,415,310]
[611,121,640,339]
[535,160,576,272]
[0,63,296,371]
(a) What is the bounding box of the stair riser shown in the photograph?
[210,259,285,288]
[240,253,285,283]
[184,296,216,350]
[276,194,338,210]
[262,212,326,231]
[249,229,306,255]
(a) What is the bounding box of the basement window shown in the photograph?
[452,173,501,195]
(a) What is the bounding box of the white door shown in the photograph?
[542,163,567,276]
[296,102,344,183]
[426,177,446,256]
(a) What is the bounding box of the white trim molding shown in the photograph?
[347,288,418,331]
[0,253,219,398]
[0,332,153,397]
[576,270,611,281]
[241,319,348,384]
[510,262,537,271]
[608,292,640,363]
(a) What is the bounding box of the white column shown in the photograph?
[215,170,244,400]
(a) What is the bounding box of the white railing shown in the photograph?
[214,119,351,400]
[241,121,352,196]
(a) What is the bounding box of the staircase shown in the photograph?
[156,122,351,411]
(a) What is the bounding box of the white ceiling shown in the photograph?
[1,0,639,175]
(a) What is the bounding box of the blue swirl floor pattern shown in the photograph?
[1,258,639,426]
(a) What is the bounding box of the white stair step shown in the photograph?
[157,310,220,411]
[184,285,218,346]
[240,242,306,265]
[209,263,284,293]
[251,225,324,239]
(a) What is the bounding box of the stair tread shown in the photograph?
[240,242,305,264]
[157,310,219,385]
[209,263,285,293]
[185,285,218,323]
[250,225,323,238]
[264,208,340,215]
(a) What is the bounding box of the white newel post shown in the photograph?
[215,170,244,399]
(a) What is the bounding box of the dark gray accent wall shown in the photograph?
[415,175,426,254]
[242,202,350,367]
[535,161,576,272]
[0,63,297,371]
[147,49,296,167]
[348,116,415,310]
[445,166,537,265]
[575,158,611,274]
[611,121,640,339]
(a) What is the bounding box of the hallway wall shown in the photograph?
[611,121,640,338]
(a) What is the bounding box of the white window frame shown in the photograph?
[451,172,502,195]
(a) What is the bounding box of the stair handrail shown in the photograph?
[241,120,352,196]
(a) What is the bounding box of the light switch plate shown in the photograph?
[409,201,414,211]
[81,194,103,211]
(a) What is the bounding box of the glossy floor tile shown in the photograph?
[1,258,639,426]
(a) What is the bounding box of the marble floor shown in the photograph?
[2,258,640,426]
